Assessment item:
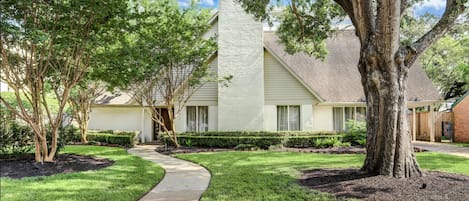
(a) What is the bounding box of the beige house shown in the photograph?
[88,0,440,142]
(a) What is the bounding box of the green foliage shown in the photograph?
[0,145,164,201]
[180,130,337,137]
[342,120,367,146]
[0,122,34,155]
[237,0,345,59]
[87,132,137,147]
[234,144,261,151]
[314,137,350,148]
[164,135,344,149]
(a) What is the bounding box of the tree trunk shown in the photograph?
[359,46,422,178]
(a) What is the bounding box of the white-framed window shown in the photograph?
[277,105,300,131]
[187,106,208,132]
[333,106,367,131]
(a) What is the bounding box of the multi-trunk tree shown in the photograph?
[100,0,218,147]
[237,0,467,177]
[0,1,128,162]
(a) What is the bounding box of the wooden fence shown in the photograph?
[408,111,453,142]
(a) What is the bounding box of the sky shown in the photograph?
[178,0,446,17]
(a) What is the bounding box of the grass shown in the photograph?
[176,151,469,201]
[0,145,164,201]
[452,142,469,147]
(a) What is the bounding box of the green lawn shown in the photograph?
[452,142,469,147]
[1,145,164,201]
[176,151,469,201]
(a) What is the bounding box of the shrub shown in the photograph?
[180,131,337,137]
[234,144,260,151]
[0,122,34,155]
[343,120,367,146]
[87,133,135,147]
[163,135,344,149]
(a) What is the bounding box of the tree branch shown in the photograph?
[407,0,467,65]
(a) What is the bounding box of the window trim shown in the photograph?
[186,106,208,132]
[277,105,301,131]
[333,106,366,132]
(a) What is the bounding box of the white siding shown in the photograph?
[173,105,218,132]
[301,105,313,130]
[264,105,277,131]
[189,57,218,104]
[203,20,218,39]
[89,107,153,142]
[264,52,315,105]
[312,105,334,131]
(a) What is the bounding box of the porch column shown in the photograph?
[412,108,416,141]
[141,107,145,143]
[430,105,435,142]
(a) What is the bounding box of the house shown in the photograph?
[452,92,469,142]
[88,0,440,142]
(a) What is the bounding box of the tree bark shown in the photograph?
[359,44,422,178]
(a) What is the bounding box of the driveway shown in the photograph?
[413,141,469,158]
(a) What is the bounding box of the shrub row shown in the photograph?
[163,135,344,149]
[179,131,338,137]
[87,133,135,147]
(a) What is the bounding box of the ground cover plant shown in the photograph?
[0,145,164,201]
[176,151,469,201]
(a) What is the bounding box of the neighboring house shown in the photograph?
[88,0,440,142]
[452,92,469,142]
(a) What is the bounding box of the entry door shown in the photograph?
[153,108,173,141]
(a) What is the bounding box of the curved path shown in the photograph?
[128,145,211,201]
[413,141,469,158]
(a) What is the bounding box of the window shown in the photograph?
[333,107,366,131]
[277,105,300,131]
[187,106,208,132]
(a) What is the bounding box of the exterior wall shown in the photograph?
[312,105,334,131]
[203,20,218,39]
[264,51,315,105]
[217,0,264,130]
[264,105,277,131]
[454,97,469,142]
[189,57,218,103]
[173,105,218,132]
[301,105,313,130]
[89,106,153,142]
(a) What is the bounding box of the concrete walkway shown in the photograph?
[413,141,469,158]
[128,145,211,201]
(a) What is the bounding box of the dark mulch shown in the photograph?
[155,146,232,155]
[0,154,114,179]
[299,168,469,201]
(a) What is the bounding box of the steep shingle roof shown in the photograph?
[264,30,441,103]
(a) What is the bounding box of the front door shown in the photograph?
[153,108,173,141]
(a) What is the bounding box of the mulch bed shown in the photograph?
[299,168,469,201]
[0,154,114,179]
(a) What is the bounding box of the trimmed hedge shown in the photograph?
[179,131,338,137]
[164,135,344,149]
[87,133,135,147]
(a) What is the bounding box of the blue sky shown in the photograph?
[178,0,446,17]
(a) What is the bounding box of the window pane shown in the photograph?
[356,107,366,121]
[345,107,355,122]
[333,107,344,131]
[186,106,196,131]
[198,106,208,132]
[277,106,288,131]
[288,106,300,130]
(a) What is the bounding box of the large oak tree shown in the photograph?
[237,0,467,177]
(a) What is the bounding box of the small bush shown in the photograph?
[180,131,337,137]
[343,120,367,146]
[0,122,34,155]
[163,135,344,149]
[87,133,134,147]
[234,144,260,151]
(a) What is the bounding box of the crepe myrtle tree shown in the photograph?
[99,0,220,147]
[237,0,467,177]
[0,1,129,162]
